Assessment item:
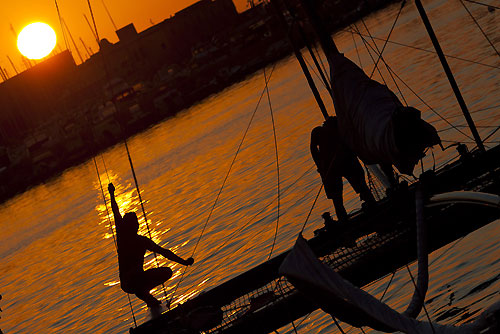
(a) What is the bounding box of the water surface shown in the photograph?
[0,1,498,333]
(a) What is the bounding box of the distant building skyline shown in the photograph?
[0,0,251,77]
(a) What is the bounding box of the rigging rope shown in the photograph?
[167,64,278,304]
[300,183,323,234]
[276,278,300,334]
[385,236,466,302]
[405,264,436,333]
[311,40,331,86]
[459,0,500,58]
[379,271,397,302]
[482,124,500,143]
[351,28,476,142]
[264,67,281,260]
[351,23,391,88]
[350,27,363,69]
[342,29,500,70]
[358,19,409,106]
[301,55,331,92]
[92,157,137,327]
[192,165,316,283]
[86,0,169,312]
[368,0,407,79]
[444,104,500,120]
[464,0,500,10]
[286,2,332,93]
[54,0,70,51]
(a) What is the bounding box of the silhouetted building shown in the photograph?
[0,51,77,143]
[79,0,238,87]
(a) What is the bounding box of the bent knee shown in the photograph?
[162,267,173,277]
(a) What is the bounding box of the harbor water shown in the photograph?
[0,1,498,333]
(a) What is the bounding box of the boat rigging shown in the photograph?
[95,0,500,333]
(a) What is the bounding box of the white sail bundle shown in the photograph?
[328,53,440,175]
[279,234,499,333]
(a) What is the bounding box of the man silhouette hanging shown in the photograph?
[310,116,375,221]
[108,183,194,313]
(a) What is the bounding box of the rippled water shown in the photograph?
[0,1,498,333]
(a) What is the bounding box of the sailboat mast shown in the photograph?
[0,66,7,81]
[62,18,84,63]
[414,0,484,152]
[270,0,330,120]
[296,0,339,56]
[293,0,341,115]
[6,56,19,75]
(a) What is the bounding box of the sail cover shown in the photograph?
[328,53,440,175]
[279,235,473,334]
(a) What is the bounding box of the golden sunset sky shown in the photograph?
[0,0,249,75]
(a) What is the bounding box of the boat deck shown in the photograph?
[130,146,500,334]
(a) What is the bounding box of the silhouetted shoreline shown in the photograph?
[0,0,400,204]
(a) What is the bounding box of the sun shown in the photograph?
[17,22,57,60]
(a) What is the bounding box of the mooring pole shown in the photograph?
[414,0,484,152]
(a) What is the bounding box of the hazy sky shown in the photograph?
[0,0,249,74]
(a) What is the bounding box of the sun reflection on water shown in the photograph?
[0,1,498,332]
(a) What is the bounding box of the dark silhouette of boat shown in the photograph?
[127,1,500,333]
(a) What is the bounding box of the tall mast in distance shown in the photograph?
[62,18,84,63]
[101,0,118,31]
[7,56,19,75]
[84,14,99,48]
[80,37,91,58]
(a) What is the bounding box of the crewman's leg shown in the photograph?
[135,267,173,307]
[143,267,173,291]
[135,291,161,308]
[329,177,348,221]
[345,160,376,205]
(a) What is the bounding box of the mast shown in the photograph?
[84,14,99,47]
[296,0,339,56]
[62,18,84,63]
[269,0,330,120]
[282,0,332,94]
[414,0,484,152]
[6,56,19,75]
[80,37,92,58]
[101,0,118,31]
[0,66,7,81]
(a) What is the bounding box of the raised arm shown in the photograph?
[108,183,122,222]
[145,238,194,266]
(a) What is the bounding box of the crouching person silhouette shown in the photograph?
[108,183,194,315]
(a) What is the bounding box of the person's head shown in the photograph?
[123,212,139,235]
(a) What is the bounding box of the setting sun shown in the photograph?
[17,22,57,59]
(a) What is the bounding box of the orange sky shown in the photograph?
[0,0,249,76]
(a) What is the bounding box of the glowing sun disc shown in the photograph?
[17,22,57,59]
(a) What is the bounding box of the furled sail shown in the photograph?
[278,234,487,334]
[328,53,440,175]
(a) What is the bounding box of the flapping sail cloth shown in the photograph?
[279,234,475,334]
[328,53,440,175]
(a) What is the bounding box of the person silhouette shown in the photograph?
[108,183,193,314]
[310,116,375,221]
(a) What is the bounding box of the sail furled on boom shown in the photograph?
[327,52,441,175]
[278,234,492,334]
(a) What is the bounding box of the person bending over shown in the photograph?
[108,183,194,311]
[310,116,375,221]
